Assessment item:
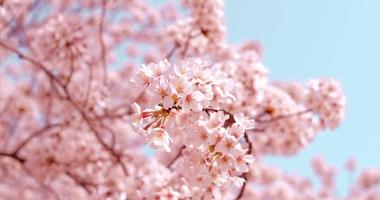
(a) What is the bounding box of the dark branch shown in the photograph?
[0,40,129,176]
[12,123,61,156]
[255,108,313,124]
[0,152,26,163]
[98,0,108,84]
[65,171,95,194]
[167,146,186,169]
[234,133,253,200]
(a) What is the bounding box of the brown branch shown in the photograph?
[0,40,129,176]
[98,0,108,84]
[167,145,185,169]
[0,96,12,118]
[12,123,62,156]
[0,41,67,92]
[97,120,117,150]
[65,171,95,194]
[63,54,75,87]
[165,44,178,60]
[82,63,94,108]
[65,96,129,175]
[0,152,25,163]
[0,153,60,200]
[255,108,313,124]
[234,133,252,200]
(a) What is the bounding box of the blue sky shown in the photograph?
[225,0,380,194]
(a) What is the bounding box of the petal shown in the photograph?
[131,102,141,114]
[231,177,245,187]
[191,90,205,102]
[245,119,256,130]
[243,155,255,164]
[163,96,174,109]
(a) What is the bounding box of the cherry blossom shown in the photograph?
[0,0,376,199]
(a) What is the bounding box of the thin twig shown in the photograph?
[0,40,129,176]
[165,44,178,60]
[0,97,12,118]
[65,171,94,194]
[98,0,108,84]
[255,108,313,124]
[167,146,185,168]
[0,152,25,163]
[234,133,252,200]
[0,40,66,91]
[12,123,61,155]
[0,152,60,200]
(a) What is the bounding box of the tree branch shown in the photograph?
[255,108,313,124]
[12,123,62,156]
[234,133,252,200]
[0,40,129,176]
[98,0,108,84]
[167,145,185,169]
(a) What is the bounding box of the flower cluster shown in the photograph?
[131,58,235,151]
[167,0,226,55]
[174,111,255,197]
[0,0,368,199]
[238,157,380,200]
[130,59,255,196]
[0,0,31,22]
[350,168,380,199]
[28,14,98,70]
[306,78,346,129]
[251,85,317,156]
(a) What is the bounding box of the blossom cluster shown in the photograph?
[173,111,255,196]
[0,0,375,199]
[167,0,226,55]
[27,14,99,73]
[129,58,256,196]
[306,78,347,129]
[131,58,235,151]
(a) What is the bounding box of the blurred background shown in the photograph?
[225,0,380,194]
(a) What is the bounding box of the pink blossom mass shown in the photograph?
[0,0,377,199]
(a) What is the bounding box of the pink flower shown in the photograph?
[182,90,205,112]
[234,150,255,172]
[131,102,143,125]
[218,154,234,170]
[148,128,173,152]
[151,59,170,78]
[234,113,255,130]
[215,134,239,155]
[131,64,154,86]
[154,77,175,109]
[227,123,245,140]
[170,74,191,97]
[192,124,211,147]
[205,111,229,130]
[130,102,155,126]
[229,176,246,187]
